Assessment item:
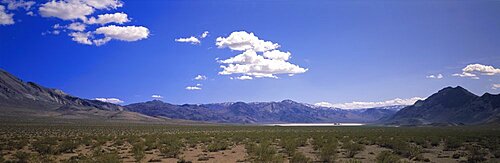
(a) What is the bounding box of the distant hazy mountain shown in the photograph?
[0,68,164,123]
[384,86,500,125]
[125,99,403,124]
[0,68,406,124]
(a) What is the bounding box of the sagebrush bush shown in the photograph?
[32,138,57,155]
[14,151,30,163]
[207,141,230,152]
[58,139,79,153]
[376,151,400,163]
[344,142,365,158]
[445,137,463,151]
[246,141,283,162]
[132,142,145,161]
[319,141,337,163]
[466,145,488,163]
[159,138,182,158]
[290,152,310,163]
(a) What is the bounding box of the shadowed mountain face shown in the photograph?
[125,100,403,124]
[0,69,164,122]
[384,86,500,125]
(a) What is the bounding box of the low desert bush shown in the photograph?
[14,151,30,163]
[290,152,310,163]
[207,141,230,152]
[344,142,365,158]
[159,138,182,158]
[58,139,79,153]
[376,151,400,163]
[445,138,463,151]
[466,145,488,163]
[319,142,337,162]
[132,142,145,161]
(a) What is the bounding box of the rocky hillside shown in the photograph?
[384,86,500,125]
[0,68,164,123]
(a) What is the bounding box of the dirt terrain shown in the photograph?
[0,124,498,163]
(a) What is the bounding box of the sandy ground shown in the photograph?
[1,141,497,163]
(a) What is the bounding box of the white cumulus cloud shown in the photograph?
[81,0,122,9]
[175,36,200,44]
[85,12,129,25]
[14,0,148,46]
[185,86,202,90]
[194,75,207,80]
[67,22,86,31]
[216,31,307,79]
[0,5,14,25]
[2,0,35,10]
[216,31,279,52]
[94,25,149,42]
[218,49,307,78]
[39,0,94,20]
[68,25,149,46]
[69,32,92,45]
[200,31,209,38]
[453,63,500,79]
[315,97,425,109]
[175,31,210,44]
[93,97,124,104]
[263,50,291,61]
[426,74,443,79]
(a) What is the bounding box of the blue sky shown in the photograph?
[1,0,499,107]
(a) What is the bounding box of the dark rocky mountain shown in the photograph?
[125,100,403,124]
[384,86,500,125]
[0,68,165,123]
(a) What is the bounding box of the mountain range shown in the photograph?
[125,100,403,124]
[0,69,171,123]
[383,86,500,125]
[0,68,498,125]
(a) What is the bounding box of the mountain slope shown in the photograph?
[384,86,500,125]
[0,68,166,123]
[125,100,402,124]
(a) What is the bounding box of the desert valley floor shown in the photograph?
[0,123,499,163]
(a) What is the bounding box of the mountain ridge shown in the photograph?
[125,99,404,124]
[0,68,174,123]
[2,68,498,125]
[384,86,500,125]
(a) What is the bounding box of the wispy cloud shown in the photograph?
[151,95,163,99]
[315,97,425,109]
[93,97,124,104]
[493,84,500,90]
[0,5,14,25]
[453,63,500,79]
[230,75,253,80]
[426,74,443,79]
[194,75,207,80]
[175,31,210,44]
[185,86,201,90]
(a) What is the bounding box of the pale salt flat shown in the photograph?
[263,123,365,127]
